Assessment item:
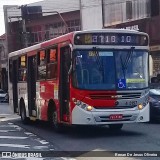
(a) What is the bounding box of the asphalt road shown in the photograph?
[0,103,160,160]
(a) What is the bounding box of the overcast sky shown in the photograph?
[0,0,42,35]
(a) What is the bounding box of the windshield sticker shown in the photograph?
[99,52,113,56]
[126,79,145,83]
[89,51,97,56]
[117,79,126,89]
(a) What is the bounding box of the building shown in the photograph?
[101,0,160,78]
[3,0,160,78]
[0,34,8,91]
[3,0,81,53]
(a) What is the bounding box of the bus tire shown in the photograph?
[20,101,30,124]
[109,124,123,131]
[48,107,63,132]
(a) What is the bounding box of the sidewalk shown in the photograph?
[0,103,19,121]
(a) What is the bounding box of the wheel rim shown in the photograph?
[21,106,25,120]
[52,111,58,126]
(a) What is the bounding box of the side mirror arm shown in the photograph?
[68,43,73,75]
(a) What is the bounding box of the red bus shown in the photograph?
[8,29,150,131]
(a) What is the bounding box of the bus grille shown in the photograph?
[94,106,136,109]
[89,92,141,100]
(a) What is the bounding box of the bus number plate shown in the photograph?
[109,114,123,120]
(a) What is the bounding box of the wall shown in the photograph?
[80,0,103,30]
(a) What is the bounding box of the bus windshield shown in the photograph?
[72,49,148,90]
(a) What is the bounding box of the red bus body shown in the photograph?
[8,29,150,129]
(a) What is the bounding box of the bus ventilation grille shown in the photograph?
[89,93,141,100]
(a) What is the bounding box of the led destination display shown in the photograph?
[74,33,148,46]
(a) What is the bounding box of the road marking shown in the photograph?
[24,132,33,135]
[35,138,49,145]
[33,146,49,149]
[39,140,49,145]
[0,124,20,127]
[24,132,36,137]
[0,130,17,132]
[0,136,28,139]
[0,144,30,148]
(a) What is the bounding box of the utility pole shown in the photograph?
[22,19,28,48]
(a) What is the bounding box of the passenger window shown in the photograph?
[18,56,27,82]
[37,50,46,80]
[47,48,58,79]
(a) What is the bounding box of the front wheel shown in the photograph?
[48,109,63,132]
[109,124,123,131]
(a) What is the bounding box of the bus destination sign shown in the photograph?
[74,33,148,46]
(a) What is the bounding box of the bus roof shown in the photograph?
[8,29,148,58]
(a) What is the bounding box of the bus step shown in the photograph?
[29,116,37,121]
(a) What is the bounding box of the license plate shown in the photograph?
[109,114,123,120]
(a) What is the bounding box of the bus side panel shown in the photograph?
[36,81,58,121]
[17,82,28,117]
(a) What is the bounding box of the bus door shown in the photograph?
[12,59,18,113]
[27,56,37,117]
[60,45,71,122]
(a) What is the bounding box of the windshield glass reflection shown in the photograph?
[72,50,148,90]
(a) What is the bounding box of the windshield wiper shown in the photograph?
[93,47,103,71]
[123,47,135,70]
[93,47,105,82]
[120,47,135,79]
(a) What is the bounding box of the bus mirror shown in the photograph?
[68,64,72,75]
[69,43,73,53]
[68,43,73,76]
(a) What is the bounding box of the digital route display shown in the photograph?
[74,33,148,46]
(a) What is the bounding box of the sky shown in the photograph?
[0,0,42,35]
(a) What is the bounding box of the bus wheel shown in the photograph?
[20,102,30,124]
[49,109,63,132]
[109,124,123,131]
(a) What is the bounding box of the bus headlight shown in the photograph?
[81,104,93,111]
[86,106,93,111]
[138,104,143,110]
[72,98,94,111]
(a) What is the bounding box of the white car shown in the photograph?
[0,89,9,103]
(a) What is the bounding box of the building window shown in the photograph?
[45,19,81,39]
[126,1,132,20]
[151,0,159,17]
[103,0,150,27]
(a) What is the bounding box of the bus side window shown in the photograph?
[37,50,47,80]
[47,48,57,79]
[18,56,27,82]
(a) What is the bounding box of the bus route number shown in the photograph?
[121,36,132,43]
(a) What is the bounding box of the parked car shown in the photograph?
[0,89,9,103]
[149,88,160,121]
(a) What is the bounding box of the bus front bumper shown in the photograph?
[71,103,149,125]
